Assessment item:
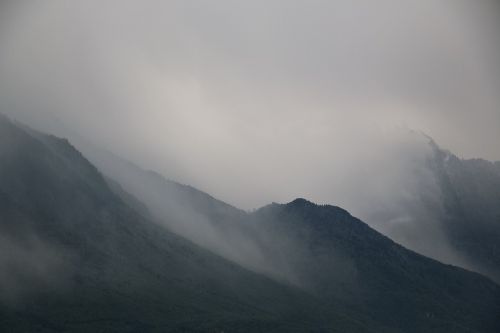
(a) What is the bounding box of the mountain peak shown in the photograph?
[287,198,315,207]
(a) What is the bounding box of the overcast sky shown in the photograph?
[1,0,499,210]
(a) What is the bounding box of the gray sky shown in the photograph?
[1,0,499,210]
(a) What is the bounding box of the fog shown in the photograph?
[85,145,312,286]
[0,1,499,272]
[1,1,499,207]
[0,232,68,305]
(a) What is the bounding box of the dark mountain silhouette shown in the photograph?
[253,199,500,332]
[0,114,499,332]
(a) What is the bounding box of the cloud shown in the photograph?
[0,232,68,305]
[1,0,497,280]
[0,0,498,212]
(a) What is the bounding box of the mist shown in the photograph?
[1,0,499,210]
[1,1,499,274]
[0,232,68,305]
[83,145,316,286]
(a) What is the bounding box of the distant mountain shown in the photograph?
[332,135,500,284]
[78,135,500,332]
[427,141,500,282]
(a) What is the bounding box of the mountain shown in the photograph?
[427,142,500,282]
[71,129,500,285]
[0,114,369,332]
[252,199,500,332]
[77,135,500,332]
[328,135,500,285]
[74,145,280,280]
[1,114,499,332]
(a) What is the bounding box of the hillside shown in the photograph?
[0,114,367,332]
[76,134,500,332]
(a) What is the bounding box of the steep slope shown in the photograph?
[428,142,500,282]
[75,145,285,281]
[328,137,500,284]
[253,199,500,332]
[0,114,368,332]
[79,140,500,332]
[77,143,246,226]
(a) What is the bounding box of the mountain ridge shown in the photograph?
[1,114,499,332]
[0,114,371,332]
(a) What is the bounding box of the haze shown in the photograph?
[0,0,499,211]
